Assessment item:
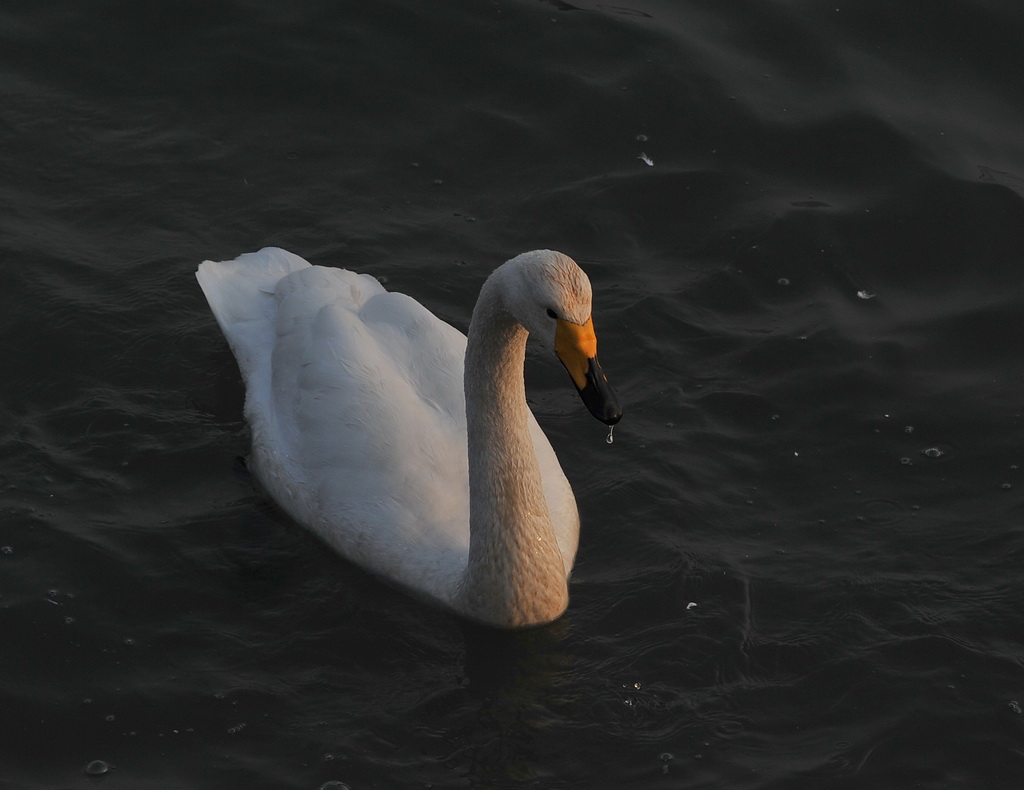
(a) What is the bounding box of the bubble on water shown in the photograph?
[84,760,111,776]
[318,782,351,790]
[900,457,912,465]
[921,447,944,458]
[857,289,876,300]
[227,722,247,734]
[1001,483,1013,490]
[777,278,790,286]
[1010,700,1022,714]
[1,546,12,555]
[904,425,914,434]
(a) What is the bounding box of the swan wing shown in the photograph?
[199,249,471,599]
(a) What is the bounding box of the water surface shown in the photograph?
[3,1,1024,788]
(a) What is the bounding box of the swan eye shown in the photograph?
[546,308,558,319]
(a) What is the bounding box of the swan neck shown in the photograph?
[458,276,569,627]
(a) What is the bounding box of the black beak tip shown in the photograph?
[601,408,623,426]
[590,396,622,425]
[572,355,622,427]
[579,380,622,426]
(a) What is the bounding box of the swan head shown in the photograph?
[502,250,622,426]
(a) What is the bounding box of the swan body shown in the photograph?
[196,248,620,627]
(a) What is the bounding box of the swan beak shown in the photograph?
[555,317,622,425]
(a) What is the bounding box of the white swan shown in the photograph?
[196,248,621,628]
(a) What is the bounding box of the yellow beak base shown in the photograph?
[554,317,597,390]
[554,317,621,425]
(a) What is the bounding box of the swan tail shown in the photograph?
[197,247,310,334]
[196,247,311,378]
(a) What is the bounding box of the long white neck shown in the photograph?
[456,271,569,627]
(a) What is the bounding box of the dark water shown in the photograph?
[3,0,1024,787]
